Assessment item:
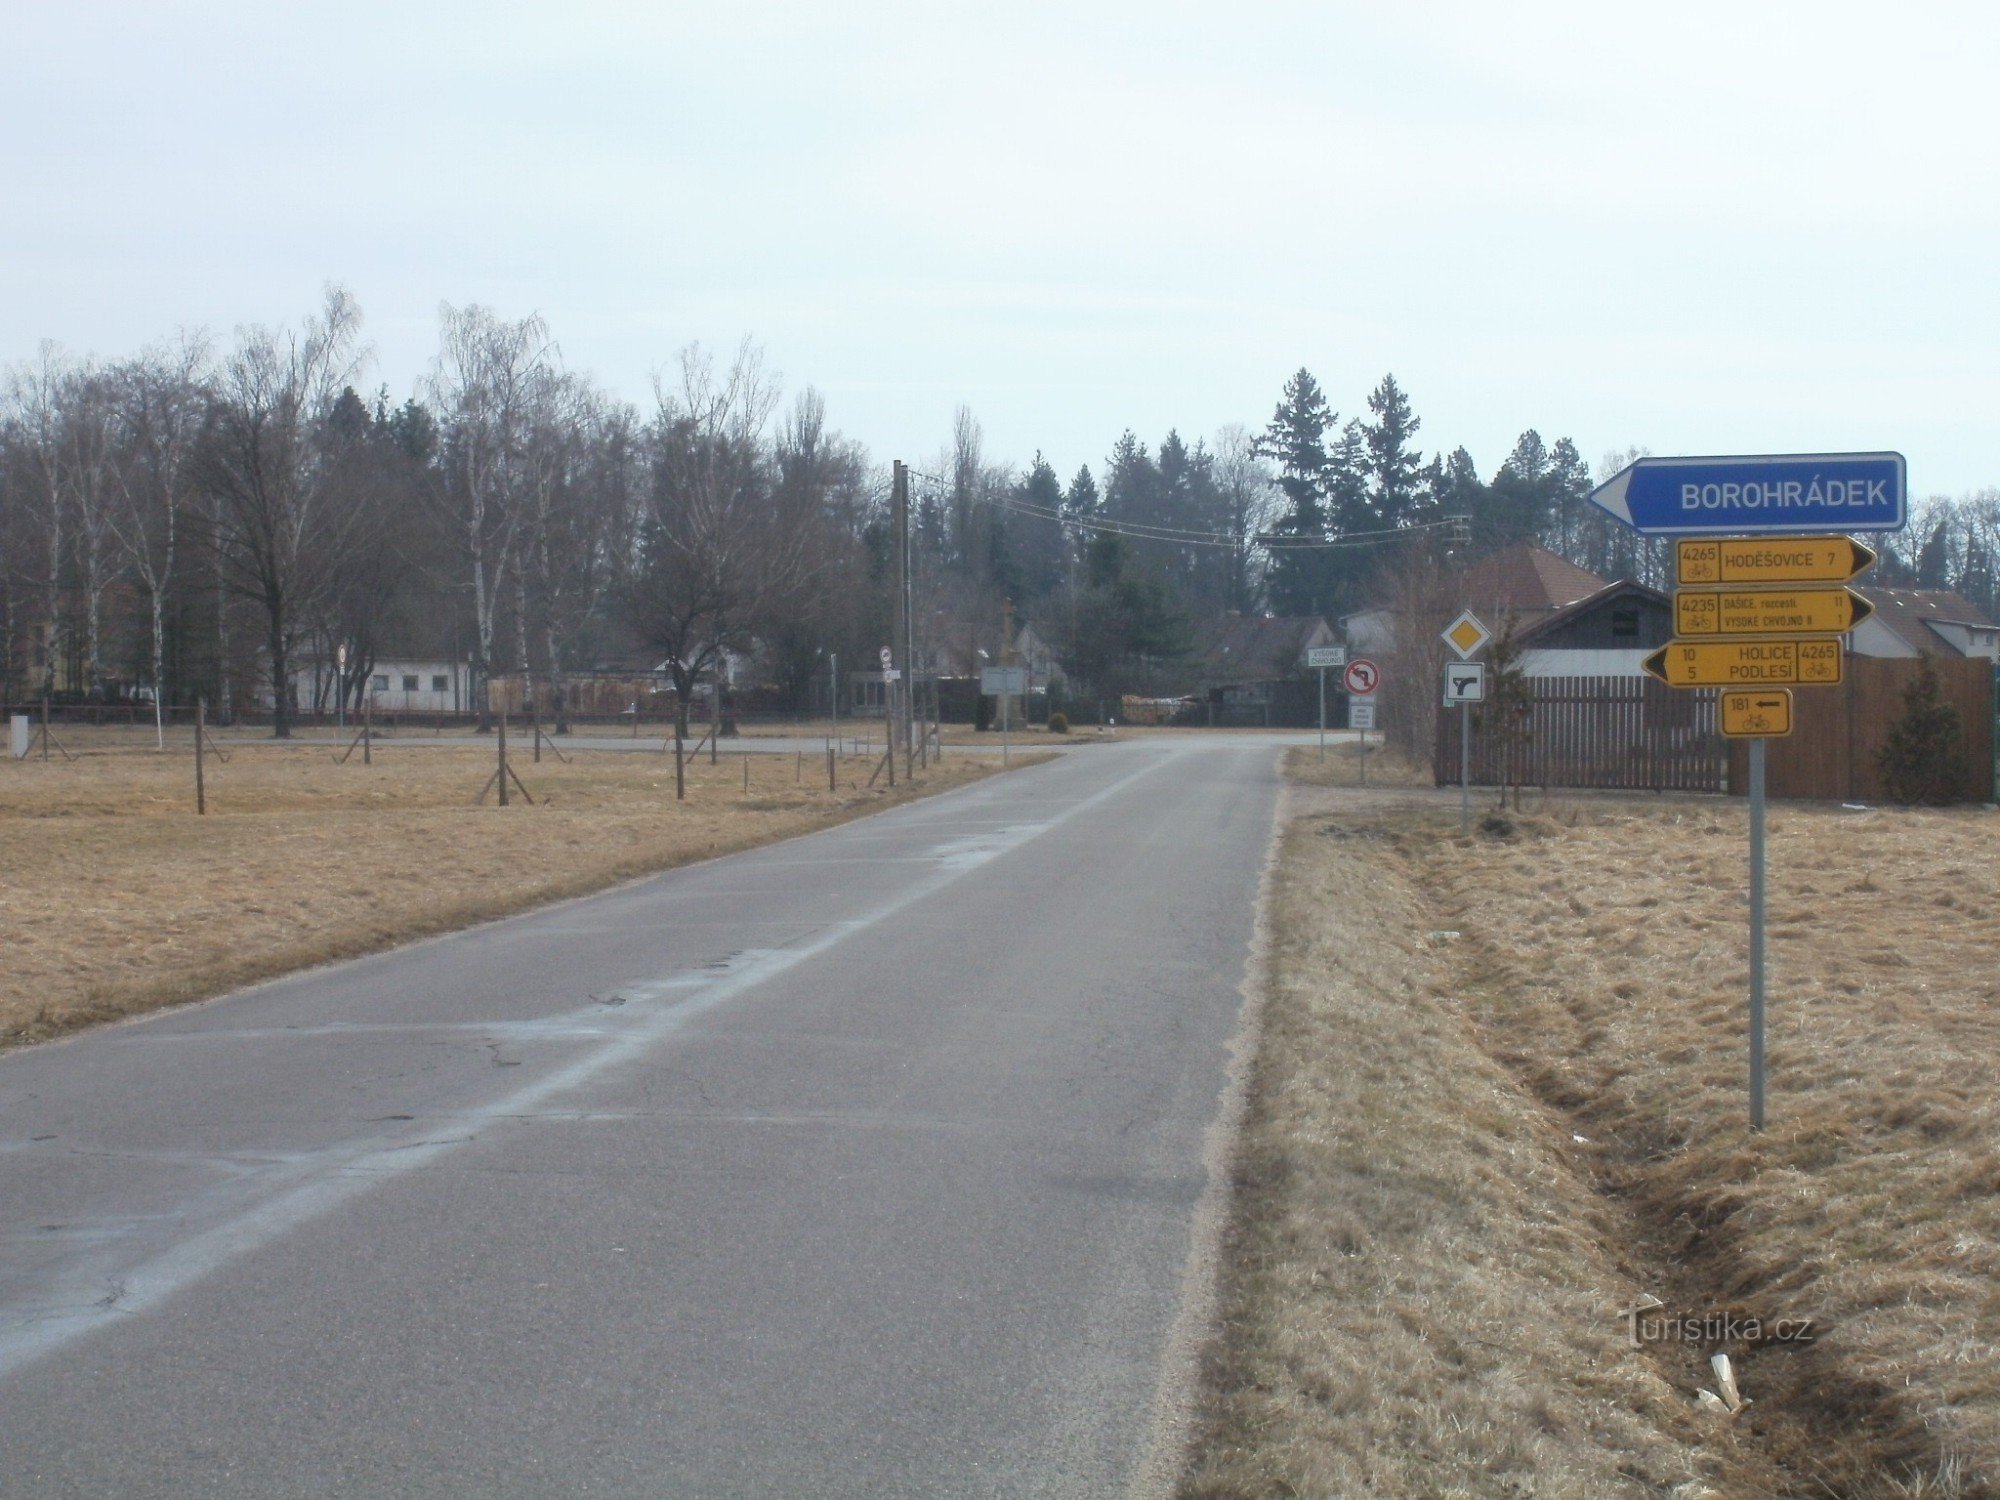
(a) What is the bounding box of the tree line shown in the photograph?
[6,290,1988,730]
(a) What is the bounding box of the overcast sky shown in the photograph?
[5,1,1996,495]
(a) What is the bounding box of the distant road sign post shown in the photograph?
[1593,456,1904,1129]
[1442,610,1491,660]
[1305,646,1347,759]
[1589,453,1906,535]
[1341,659,1381,786]
[980,665,1025,767]
[1443,662,1485,705]
[1440,614,1490,832]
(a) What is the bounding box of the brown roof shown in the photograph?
[1854,587,1998,658]
[1513,579,1669,645]
[1456,544,1607,616]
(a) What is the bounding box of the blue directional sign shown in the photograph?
[1589,452,1906,535]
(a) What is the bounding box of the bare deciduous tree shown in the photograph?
[198,287,368,738]
[630,341,819,796]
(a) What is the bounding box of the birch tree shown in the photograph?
[106,335,210,744]
[427,304,553,728]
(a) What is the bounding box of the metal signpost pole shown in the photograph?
[1318,667,1326,761]
[1460,701,1471,835]
[1587,455,1909,1136]
[1749,737,1767,1131]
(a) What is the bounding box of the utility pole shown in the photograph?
[892,460,914,769]
[1001,597,1016,767]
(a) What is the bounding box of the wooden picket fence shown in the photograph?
[1723,656,1994,802]
[1434,674,1726,793]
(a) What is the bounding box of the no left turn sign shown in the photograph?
[1342,658,1381,696]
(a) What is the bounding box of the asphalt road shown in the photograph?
[0,738,1281,1498]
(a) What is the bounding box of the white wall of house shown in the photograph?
[362,660,471,712]
[1923,620,2000,661]
[1848,617,1917,658]
[1343,608,1396,655]
[286,659,471,714]
[1519,647,1651,678]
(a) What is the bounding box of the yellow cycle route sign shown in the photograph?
[1674,586,1873,637]
[1720,689,1793,738]
[1641,638,1843,687]
[1676,534,1878,586]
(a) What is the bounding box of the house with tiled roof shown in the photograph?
[1850,588,2000,661]
[1343,543,1609,658]
[1510,579,1674,676]
[1457,543,1608,623]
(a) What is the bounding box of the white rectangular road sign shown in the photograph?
[1305,646,1347,669]
[979,666,1026,695]
[1443,662,1486,705]
[1348,702,1377,731]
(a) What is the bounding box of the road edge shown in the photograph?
[1124,754,1287,1499]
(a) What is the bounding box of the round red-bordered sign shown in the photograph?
[1343,658,1381,695]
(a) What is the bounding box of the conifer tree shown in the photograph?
[1255,368,1337,616]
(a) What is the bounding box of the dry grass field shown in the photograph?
[1187,753,2000,1498]
[0,730,1023,1048]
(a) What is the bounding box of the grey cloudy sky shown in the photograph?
[5,1,1996,493]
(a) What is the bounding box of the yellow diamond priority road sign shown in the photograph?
[1441,610,1490,660]
[1720,689,1794,738]
[1642,638,1843,687]
[1673,586,1873,637]
[1676,534,1878,586]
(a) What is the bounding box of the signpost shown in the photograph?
[1442,610,1491,660]
[1443,662,1485,704]
[1306,645,1346,758]
[980,665,1025,764]
[1642,639,1843,687]
[1440,614,1490,833]
[1676,534,1878,586]
[1675,587,1872,637]
[1719,690,1792,738]
[1589,452,1907,535]
[1342,658,1380,785]
[1596,454,1901,1128]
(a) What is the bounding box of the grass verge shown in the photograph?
[1185,752,1996,1497]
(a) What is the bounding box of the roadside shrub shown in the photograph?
[1047,712,1069,734]
[1878,657,1966,805]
